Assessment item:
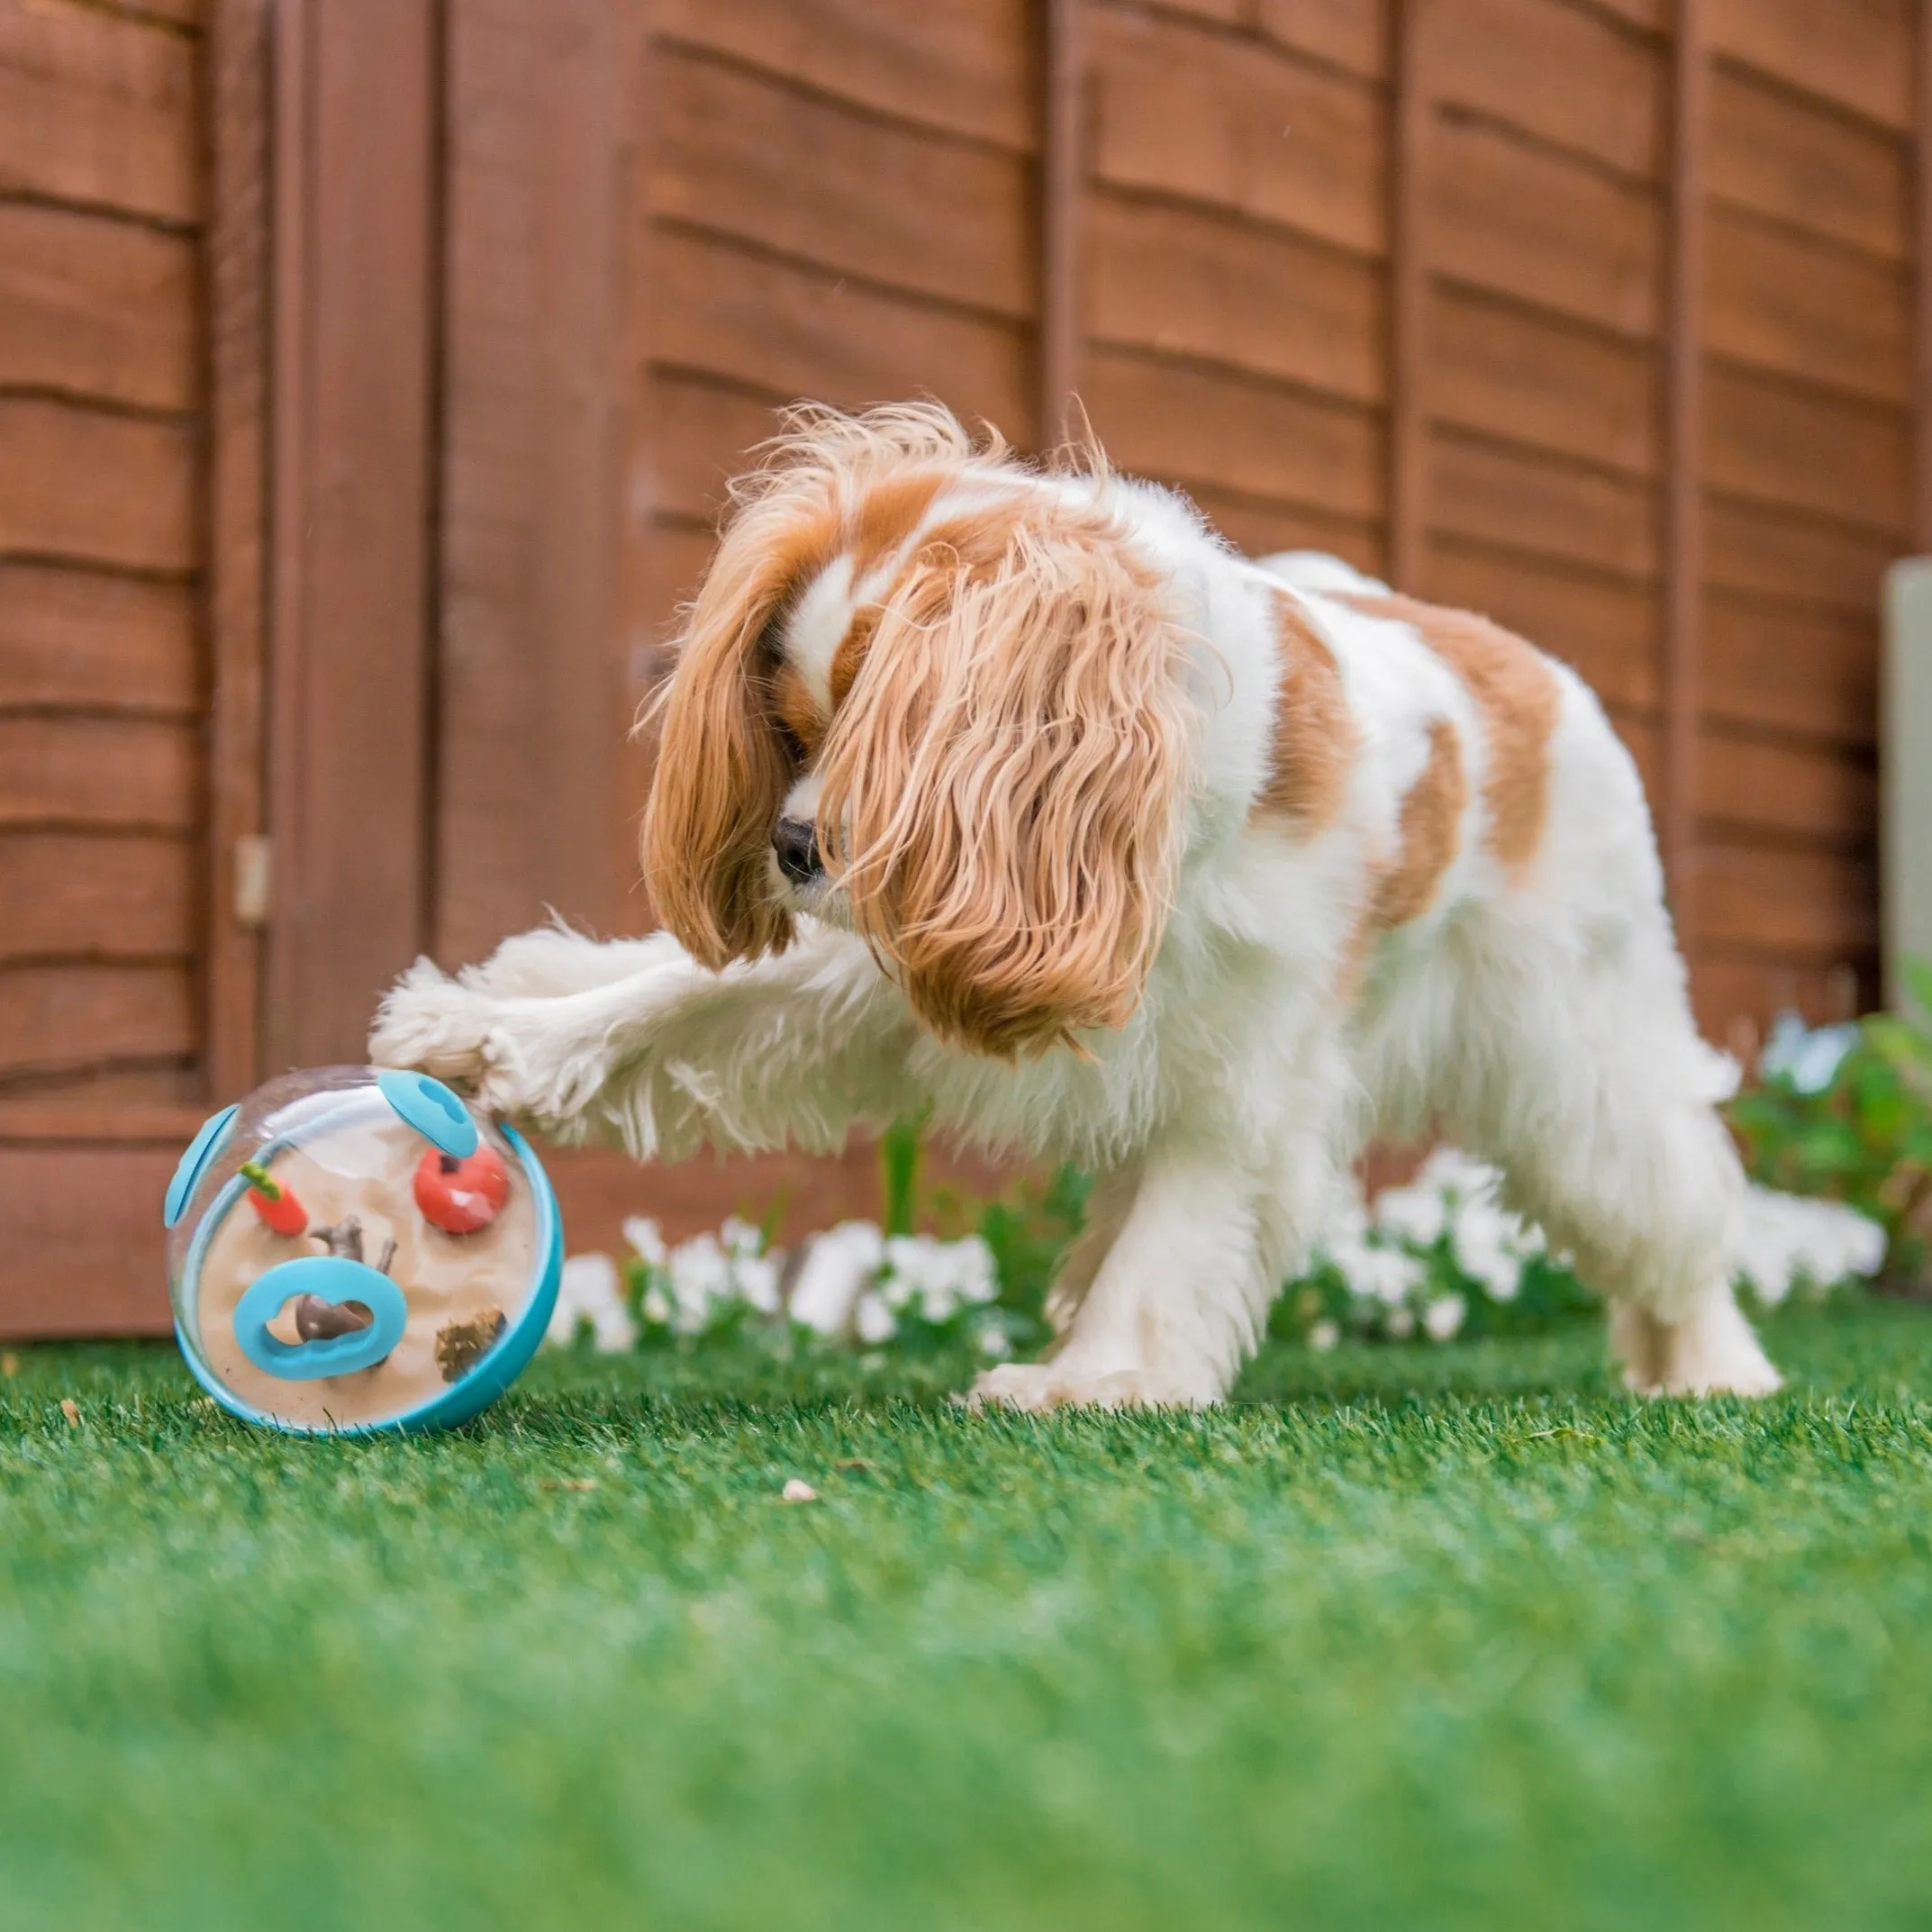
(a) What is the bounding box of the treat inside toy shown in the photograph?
[414,1145,510,1234]
[168,1067,549,1431]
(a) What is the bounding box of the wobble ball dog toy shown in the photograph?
[164,1066,562,1434]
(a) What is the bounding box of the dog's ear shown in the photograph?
[639,507,834,968]
[819,501,1192,1057]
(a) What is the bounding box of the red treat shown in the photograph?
[413,1144,510,1235]
[239,1160,308,1238]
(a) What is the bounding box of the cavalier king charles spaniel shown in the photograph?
[371,402,1780,1408]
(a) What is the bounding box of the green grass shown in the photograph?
[4,1305,1932,1931]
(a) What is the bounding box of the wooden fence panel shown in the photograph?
[3,0,1922,1335]
[435,0,634,964]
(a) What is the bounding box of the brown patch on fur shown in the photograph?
[771,661,827,753]
[1337,591,1559,878]
[1373,718,1467,929]
[847,469,948,576]
[908,495,1033,579]
[1258,591,1355,831]
[828,608,877,712]
[1330,720,1468,1004]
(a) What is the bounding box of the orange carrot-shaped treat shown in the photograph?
[239,1159,308,1237]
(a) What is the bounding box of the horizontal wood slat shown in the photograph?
[651,46,1031,319]
[1703,594,1877,747]
[1253,0,1391,80]
[643,374,783,525]
[1704,206,1910,406]
[652,0,1035,151]
[1086,192,1384,403]
[1577,0,1666,26]
[1696,844,1879,956]
[1697,730,1876,847]
[1431,116,1662,339]
[1707,63,1909,262]
[650,226,1032,438]
[1430,287,1660,476]
[1706,0,1913,132]
[0,961,194,1078]
[1703,365,1909,535]
[1090,8,1386,257]
[0,398,196,571]
[0,831,193,959]
[0,564,196,712]
[0,1143,177,1338]
[0,202,197,411]
[0,717,197,830]
[1429,0,1664,181]
[1429,431,1658,581]
[1186,484,1384,577]
[118,0,204,25]
[0,0,199,223]
[0,1077,203,1136]
[1084,346,1383,519]
[1704,499,1891,615]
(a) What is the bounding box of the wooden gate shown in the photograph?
[1,0,1923,1333]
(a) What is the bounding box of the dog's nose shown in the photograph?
[772,816,822,884]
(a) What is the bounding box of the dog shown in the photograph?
[370,402,1781,1408]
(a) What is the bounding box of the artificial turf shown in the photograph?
[2,1303,1930,1930]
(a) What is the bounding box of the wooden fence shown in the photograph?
[0,0,1922,1332]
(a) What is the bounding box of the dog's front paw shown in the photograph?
[368,958,501,1087]
[966,1362,1216,1413]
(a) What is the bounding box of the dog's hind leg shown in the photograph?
[1439,920,1779,1399]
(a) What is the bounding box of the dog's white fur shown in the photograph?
[371,405,1780,1409]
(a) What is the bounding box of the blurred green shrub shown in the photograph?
[1728,958,1932,1286]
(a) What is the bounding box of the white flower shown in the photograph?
[787,1221,885,1335]
[666,1233,733,1333]
[1415,1147,1501,1199]
[640,1285,672,1327]
[1331,1239,1422,1306]
[853,1289,897,1345]
[548,1252,638,1354]
[977,1323,1012,1357]
[621,1216,667,1268]
[881,1232,999,1321]
[721,1216,765,1263]
[1308,1319,1340,1352]
[1422,1293,1466,1341]
[1373,1183,1447,1247]
[736,1250,783,1315]
[1384,1306,1416,1340]
[1451,1208,1524,1302]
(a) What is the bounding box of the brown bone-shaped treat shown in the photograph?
[310,1217,365,1263]
[294,1294,374,1340]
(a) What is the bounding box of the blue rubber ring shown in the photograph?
[231,1256,410,1381]
[164,1103,240,1229]
[376,1069,478,1158]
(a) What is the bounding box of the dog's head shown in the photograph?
[639,403,1193,1058]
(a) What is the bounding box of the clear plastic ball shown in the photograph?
[165,1066,561,1434]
